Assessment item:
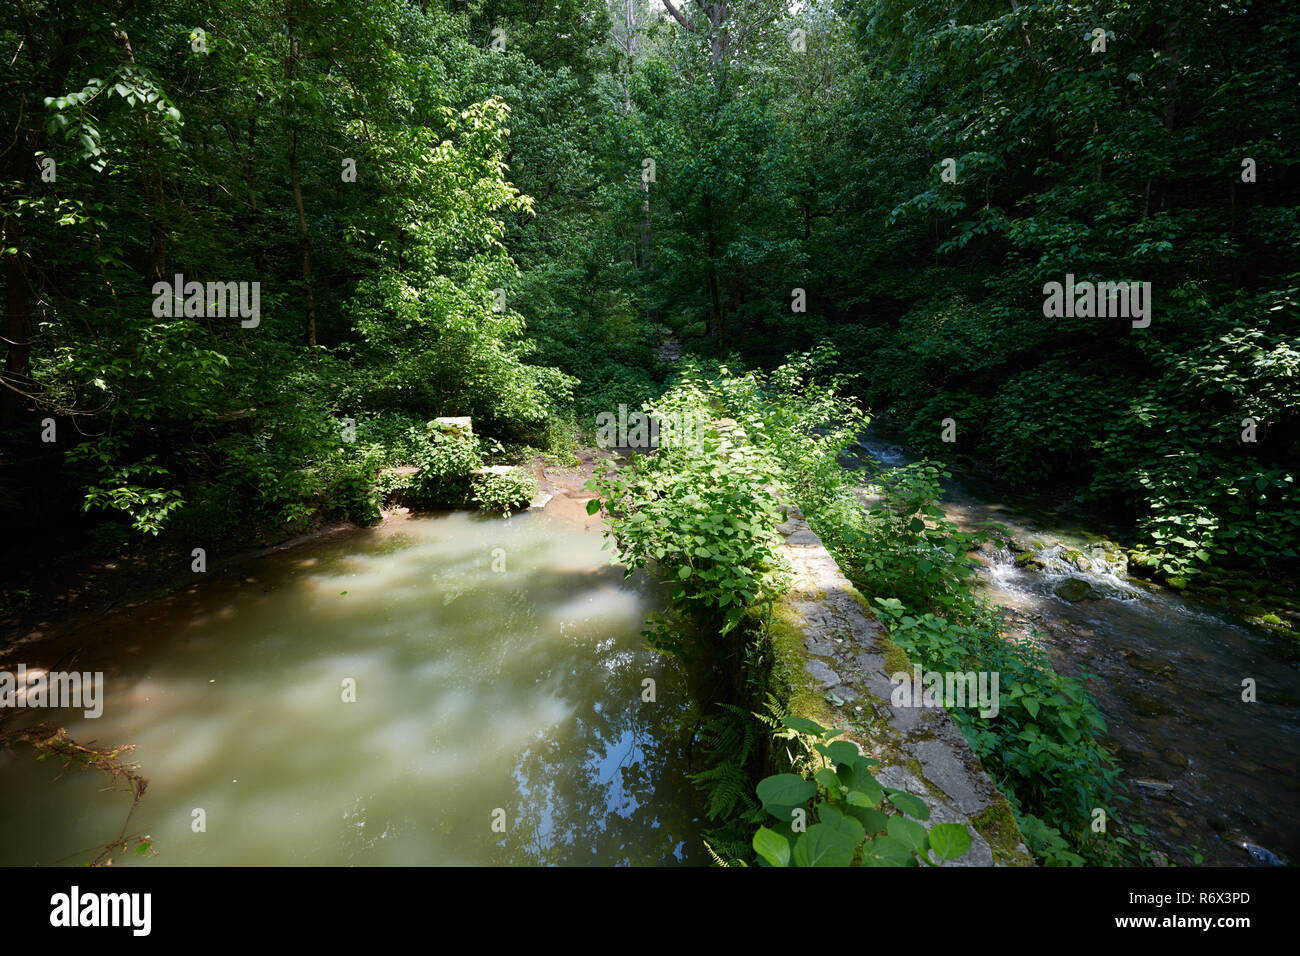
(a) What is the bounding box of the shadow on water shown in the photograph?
[0,509,703,866]
[849,424,1300,867]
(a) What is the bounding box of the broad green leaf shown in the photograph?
[848,806,890,834]
[814,768,842,793]
[887,815,928,853]
[860,834,918,867]
[826,740,860,765]
[885,790,931,820]
[781,716,825,735]
[927,823,972,861]
[817,804,866,846]
[792,824,858,867]
[753,826,791,867]
[756,774,816,817]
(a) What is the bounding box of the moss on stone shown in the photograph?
[970,797,1032,866]
[764,599,833,726]
[879,631,913,677]
[902,757,944,798]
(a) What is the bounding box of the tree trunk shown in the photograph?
[288,129,317,351]
[285,3,317,352]
[1,212,33,427]
[704,196,723,356]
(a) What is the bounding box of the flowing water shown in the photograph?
[851,429,1300,866]
[0,508,703,866]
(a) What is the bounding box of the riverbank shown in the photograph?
[850,418,1300,645]
[0,447,618,659]
[847,423,1300,867]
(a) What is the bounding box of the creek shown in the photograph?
[0,507,702,865]
[852,429,1299,866]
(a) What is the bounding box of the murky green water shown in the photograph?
[0,509,703,865]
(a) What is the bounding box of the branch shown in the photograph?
[660,0,697,31]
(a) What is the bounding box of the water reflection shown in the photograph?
[0,510,703,866]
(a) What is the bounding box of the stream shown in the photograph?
[852,428,1300,866]
[0,506,703,866]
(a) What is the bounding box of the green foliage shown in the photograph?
[471,466,539,516]
[818,0,1300,579]
[872,597,1120,855]
[722,357,1133,865]
[1014,812,1087,868]
[692,703,762,822]
[831,462,991,613]
[0,0,589,558]
[751,716,971,867]
[586,370,790,651]
[406,428,485,509]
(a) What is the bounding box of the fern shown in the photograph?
[754,693,784,729]
[703,838,747,867]
[690,705,758,815]
[692,759,754,820]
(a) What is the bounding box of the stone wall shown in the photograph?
[773,503,1033,867]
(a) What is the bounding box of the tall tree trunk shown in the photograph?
[704,196,723,356]
[1,24,89,427]
[1,212,33,428]
[115,28,168,282]
[288,129,317,350]
[285,3,317,352]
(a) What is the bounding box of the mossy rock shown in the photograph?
[970,799,1032,866]
[1053,577,1100,602]
[1063,549,1089,571]
[1014,552,1046,570]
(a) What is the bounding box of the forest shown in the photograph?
[1,0,1297,874]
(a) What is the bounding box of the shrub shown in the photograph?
[471,467,539,516]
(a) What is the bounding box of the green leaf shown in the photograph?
[817,803,866,845]
[849,807,890,834]
[756,774,816,817]
[585,498,601,515]
[885,790,931,820]
[840,758,884,804]
[753,826,791,867]
[826,740,860,765]
[860,834,917,867]
[814,767,842,793]
[927,823,972,861]
[781,716,825,735]
[792,824,858,867]
[887,815,928,853]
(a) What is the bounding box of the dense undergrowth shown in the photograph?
[590,352,1160,866]
[587,357,980,865]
